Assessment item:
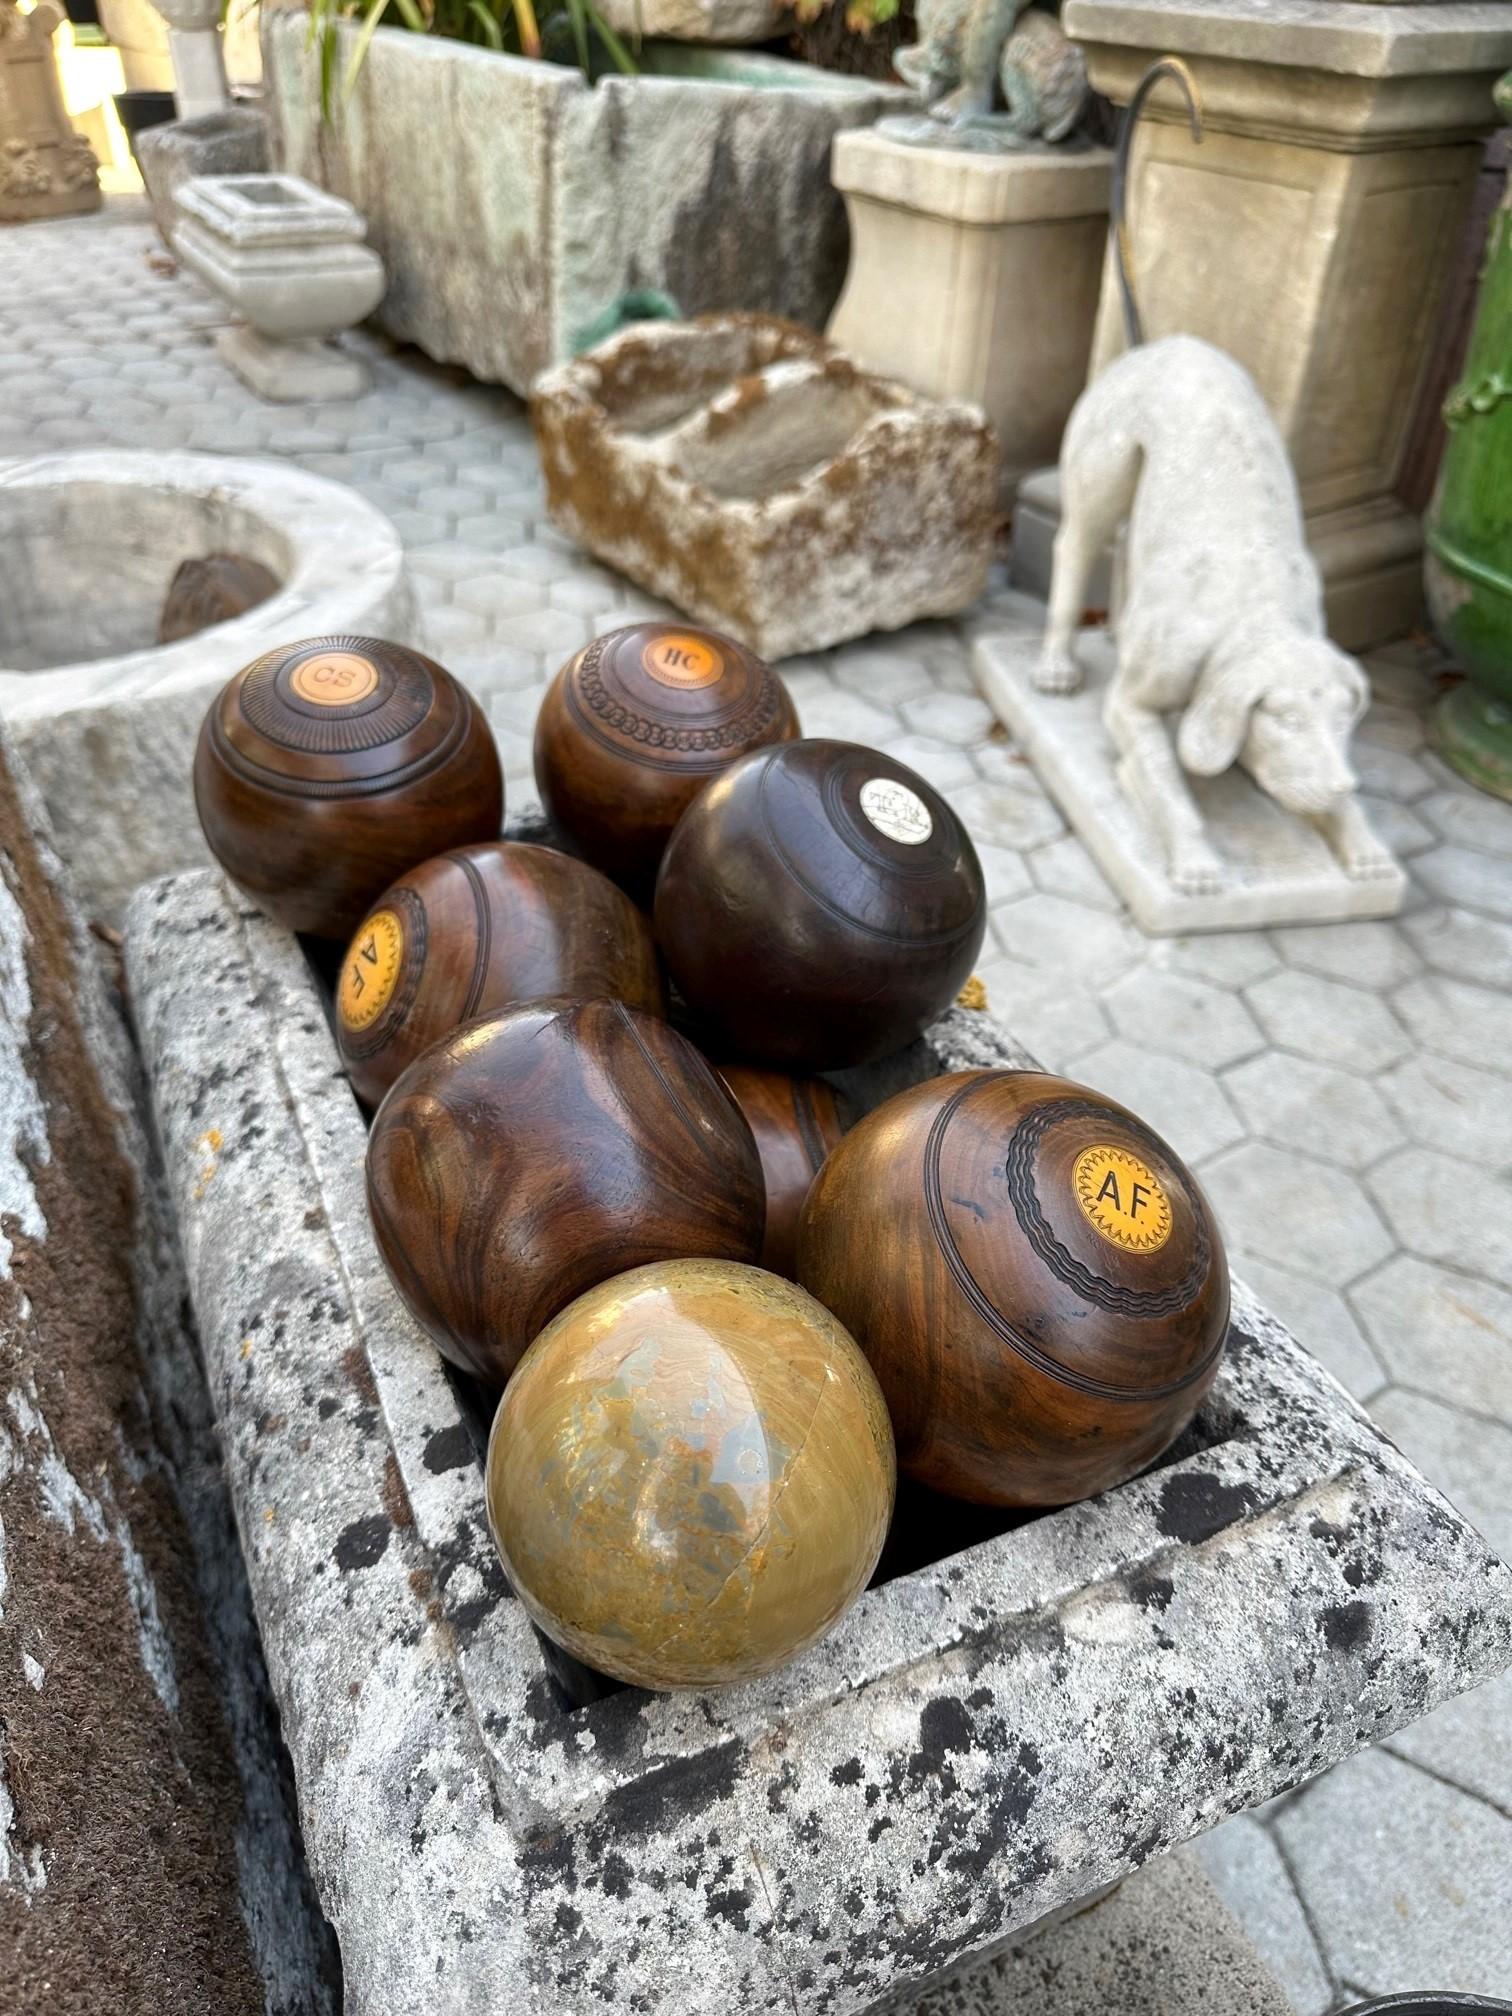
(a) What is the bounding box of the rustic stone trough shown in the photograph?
[0,450,411,921]
[124,856,1512,2016]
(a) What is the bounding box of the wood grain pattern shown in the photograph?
[797,1068,1229,1508]
[485,1259,895,1691]
[365,998,766,1387]
[194,635,503,940]
[717,1065,846,1281]
[655,739,987,1071]
[335,840,666,1107]
[533,622,799,899]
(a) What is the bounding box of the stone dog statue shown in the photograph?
[1035,61,1393,896]
[892,0,1089,148]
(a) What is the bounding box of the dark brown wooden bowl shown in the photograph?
[533,622,799,899]
[194,635,503,940]
[365,997,766,1387]
[797,1069,1229,1508]
[717,1065,846,1281]
[335,840,666,1108]
[654,739,987,1071]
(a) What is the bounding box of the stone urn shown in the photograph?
[149,0,226,118]
[0,0,102,221]
[1425,73,1512,800]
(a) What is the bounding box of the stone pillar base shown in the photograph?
[828,128,1112,503]
[216,325,370,402]
[166,25,229,120]
[1010,468,1424,651]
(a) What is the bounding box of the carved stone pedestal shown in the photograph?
[0,0,101,223]
[828,128,1112,502]
[1062,0,1512,651]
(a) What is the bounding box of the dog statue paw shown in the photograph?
[1169,836,1228,896]
[1033,646,1083,695]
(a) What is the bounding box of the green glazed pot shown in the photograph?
[1425,72,1512,800]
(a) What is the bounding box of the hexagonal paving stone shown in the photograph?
[1198,1141,1394,1283]
[1074,1040,1245,1164]
[1356,699,1427,753]
[832,647,934,708]
[1365,1148,1512,1290]
[1417,786,1512,858]
[1411,843,1512,920]
[1377,1052,1512,1168]
[874,733,978,796]
[1350,738,1436,802]
[970,840,1034,910]
[990,891,1146,985]
[900,689,997,748]
[1156,931,1281,989]
[1190,1815,1332,2016]
[1358,792,1436,859]
[1391,973,1512,1075]
[1384,1668,1512,1817]
[1232,1254,1386,1400]
[1269,919,1420,991]
[453,574,546,620]
[1246,968,1411,1075]
[974,955,1111,1070]
[795,688,902,749]
[1351,1253,1512,1419]
[1222,1052,1403,1169]
[1027,835,1121,913]
[950,777,1067,856]
[1104,969,1264,1072]
[493,607,592,658]
[1275,1748,1512,1999]
[1371,1386,1512,1565]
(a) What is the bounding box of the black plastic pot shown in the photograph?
[112,89,177,167]
[1340,1999,1512,2015]
[65,0,101,25]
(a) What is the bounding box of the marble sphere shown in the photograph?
[485,1259,896,1691]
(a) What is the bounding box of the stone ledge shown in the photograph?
[1063,0,1512,77]
[831,128,1113,227]
[124,857,1512,2014]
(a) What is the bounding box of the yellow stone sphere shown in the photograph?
[485,1259,897,1691]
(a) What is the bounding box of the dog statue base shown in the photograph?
[975,626,1407,934]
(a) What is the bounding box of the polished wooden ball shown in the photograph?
[194,635,503,940]
[485,1259,895,1690]
[798,1069,1229,1508]
[717,1065,846,1280]
[533,622,799,897]
[335,840,665,1107]
[655,739,987,1071]
[366,998,765,1386]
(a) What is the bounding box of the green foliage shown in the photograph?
[304,0,638,119]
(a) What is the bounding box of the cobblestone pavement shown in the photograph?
[3,200,1509,2009]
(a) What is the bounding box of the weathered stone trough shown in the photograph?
[261,13,909,395]
[0,450,411,922]
[123,849,1512,2015]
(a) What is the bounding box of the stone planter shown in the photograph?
[124,855,1512,2016]
[1061,0,1512,653]
[173,172,386,400]
[0,450,412,922]
[532,313,998,658]
[1425,71,1512,801]
[260,11,909,395]
[828,130,1111,503]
